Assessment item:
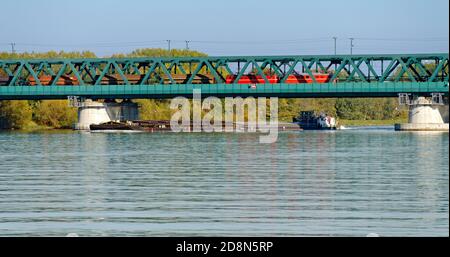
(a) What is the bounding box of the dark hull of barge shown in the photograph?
[89,121,303,132]
[89,120,172,132]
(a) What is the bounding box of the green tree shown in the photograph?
[335,98,406,120]
[33,100,77,128]
[0,100,33,129]
[135,99,174,120]
[120,48,207,58]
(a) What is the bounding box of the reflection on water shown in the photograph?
[0,128,448,236]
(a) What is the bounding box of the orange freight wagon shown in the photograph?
[28,75,79,85]
[285,74,331,84]
[225,75,279,84]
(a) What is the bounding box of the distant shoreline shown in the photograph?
[338,118,407,126]
[0,118,409,132]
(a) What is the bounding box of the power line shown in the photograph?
[355,37,449,42]
[2,37,447,57]
[13,40,167,48]
[3,37,447,49]
[189,39,331,45]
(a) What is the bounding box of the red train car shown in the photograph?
[225,75,279,84]
[225,73,331,84]
[27,73,332,85]
[285,74,331,84]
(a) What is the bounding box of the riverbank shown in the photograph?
[1,121,70,132]
[1,118,408,132]
[338,118,407,126]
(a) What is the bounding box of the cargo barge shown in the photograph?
[90,120,172,132]
[89,120,302,132]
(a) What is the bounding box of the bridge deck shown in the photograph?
[0,53,448,99]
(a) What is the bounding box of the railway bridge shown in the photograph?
[1,53,448,130]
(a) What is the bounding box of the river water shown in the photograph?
[0,127,448,236]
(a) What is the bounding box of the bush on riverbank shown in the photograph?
[0,100,33,129]
[33,100,78,129]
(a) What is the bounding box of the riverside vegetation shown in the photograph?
[0,49,407,130]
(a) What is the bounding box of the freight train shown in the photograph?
[0,73,332,86]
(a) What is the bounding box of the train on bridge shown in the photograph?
[20,73,332,86]
[0,54,447,100]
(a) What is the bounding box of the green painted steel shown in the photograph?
[0,82,447,100]
[0,53,448,100]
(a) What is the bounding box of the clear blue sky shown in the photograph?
[0,0,448,56]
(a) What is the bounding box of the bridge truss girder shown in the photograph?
[0,53,448,99]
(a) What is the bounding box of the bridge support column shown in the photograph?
[395,94,449,131]
[72,98,139,130]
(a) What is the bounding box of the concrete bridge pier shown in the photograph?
[395,94,449,131]
[73,98,139,130]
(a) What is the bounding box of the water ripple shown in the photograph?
[0,130,448,236]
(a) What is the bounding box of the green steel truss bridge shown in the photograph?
[0,53,448,100]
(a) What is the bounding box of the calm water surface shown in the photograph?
[0,127,448,236]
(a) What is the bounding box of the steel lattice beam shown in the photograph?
[0,53,448,100]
